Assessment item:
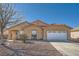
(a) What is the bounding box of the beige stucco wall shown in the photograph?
[24,25,43,40]
[5,23,29,40]
[8,23,29,31]
[70,31,79,42]
[71,31,79,39]
[6,24,71,41]
[8,30,17,40]
[4,30,9,35]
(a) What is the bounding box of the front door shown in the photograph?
[31,30,37,40]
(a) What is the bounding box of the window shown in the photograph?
[32,30,37,35]
[16,30,24,34]
[16,30,24,39]
[19,30,24,34]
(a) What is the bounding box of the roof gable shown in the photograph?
[23,24,43,30]
[32,20,48,26]
[6,21,30,30]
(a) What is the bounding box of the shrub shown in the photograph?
[3,35,8,39]
[19,34,28,43]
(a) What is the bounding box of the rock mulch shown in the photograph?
[0,40,62,56]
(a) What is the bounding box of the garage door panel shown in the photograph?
[47,31,67,41]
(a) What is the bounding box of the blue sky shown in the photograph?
[15,3,79,28]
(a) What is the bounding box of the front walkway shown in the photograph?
[50,42,79,56]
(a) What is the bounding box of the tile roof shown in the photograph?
[5,20,72,31]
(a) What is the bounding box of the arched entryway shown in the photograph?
[31,30,37,40]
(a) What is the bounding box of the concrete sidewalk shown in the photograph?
[50,42,79,56]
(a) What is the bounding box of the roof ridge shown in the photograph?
[32,19,48,25]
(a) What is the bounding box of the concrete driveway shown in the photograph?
[50,42,79,56]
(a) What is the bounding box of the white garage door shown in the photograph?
[47,31,67,41]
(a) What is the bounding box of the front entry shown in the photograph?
[31,30,37,40]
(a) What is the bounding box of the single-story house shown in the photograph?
[4,20,72,41]
[71,27,79,42]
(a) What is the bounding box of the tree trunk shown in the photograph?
[0,29,5,45]
[0,30,3,39]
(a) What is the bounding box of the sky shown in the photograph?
[15,3,79,28]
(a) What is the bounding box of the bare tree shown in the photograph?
[0,3,23,44]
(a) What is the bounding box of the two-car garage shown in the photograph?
[47,31,68,41]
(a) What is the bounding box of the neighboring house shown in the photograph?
[71,27,79,41]
[4,20,72,41]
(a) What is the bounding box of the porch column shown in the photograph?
[11,30,17,41]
